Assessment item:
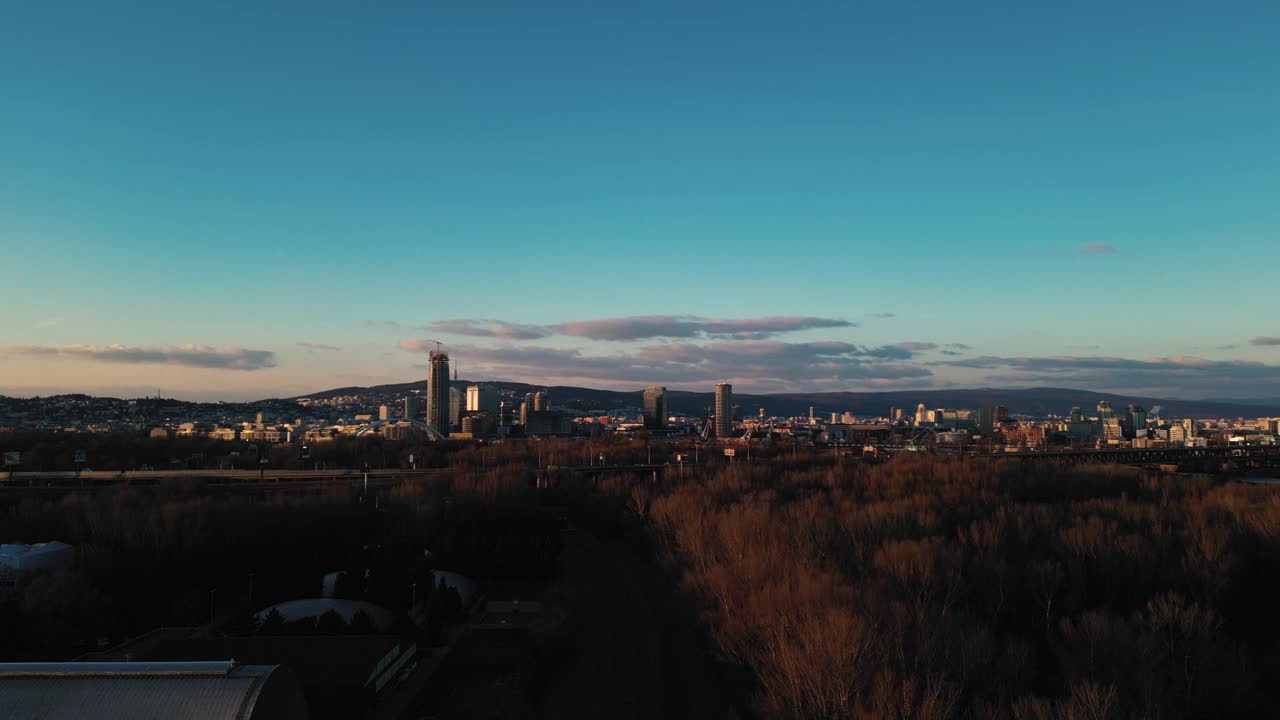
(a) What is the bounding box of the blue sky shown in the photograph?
[2,1,1279,400]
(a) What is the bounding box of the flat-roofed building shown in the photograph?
[0,661,308,720]
[642,387,667,430]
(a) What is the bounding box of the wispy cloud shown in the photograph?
[867,312,896,319]
[1081,243,1117,254]
[399,338,931,390]
[1251,336,1280,347]
[935,354,1280,396]
[426,315,855,342]
[428,319,552,340]
[892,341,939,352]
[296,342,342,352]
[0,344,277,371]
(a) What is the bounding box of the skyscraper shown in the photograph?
[643,386,667,430]
[404,394,420,420]
[532,391,547,412]
[714,383,733,438]
[449,387,463,431]
[466,385,499,413]
[426,351,450,432]
[977,406,994,435]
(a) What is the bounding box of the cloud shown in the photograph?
[945,343,972,350]
[399,338,932,391]
[553,315,854,341]
[426,315,855,342]
[934,354,1280,396]
[1251,337,1280,347]
[429,319,552,340]
[867,313,896,319]
[0,344,277,371]
[892,341,939,352]
[296,342,342,352]
[1081,243,1117,254]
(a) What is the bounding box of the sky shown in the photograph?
[2,1,1279,401]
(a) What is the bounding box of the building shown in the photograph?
[448,387,463,431]
[426,351,450,433]
[209,427,238,441]
[977,406,994,435]
[642,387,667,430]
[532,392,548,412]
[994,405,1010,423]
[915,403,928,426]
[465,385,499,414]
[714,383,733,438]
[377,405,390,421]
[0,661,308,720]
[524,411,573,437]
[1101,417,1124,445]
[1126,405,1147,439]
[403,395,420,421]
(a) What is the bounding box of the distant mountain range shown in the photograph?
[294,382,1280,419]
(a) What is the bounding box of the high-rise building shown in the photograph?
[466,385,499,413]
[994,405,1009,423]
[378,405,390,421]
[1126,405,1147,439]
[915,403,928,425]
[532,392,548,412]
[1097,401,1114,420]
[714,383,733,438]
[977,406,994,435]
[643,386,667,430]
[426,351,450,432]
[808,406,816,425]
[448,387,463,431]
[404,394,420,420]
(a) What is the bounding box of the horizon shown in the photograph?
[4,3,1280,400]
[0,379,1272,407]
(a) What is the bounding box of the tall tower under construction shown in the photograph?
[714,383,733,438]
[427,350,450,433]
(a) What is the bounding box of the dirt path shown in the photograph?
[537,526,738,720]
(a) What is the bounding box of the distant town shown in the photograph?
[4,349,1280,471]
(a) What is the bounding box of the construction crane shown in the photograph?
[695,418,712,442]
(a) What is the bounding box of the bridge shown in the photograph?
[0,467,442,490]
[354,418,447,441]
[552,464,668,476]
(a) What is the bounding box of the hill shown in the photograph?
[294,383,1280,419]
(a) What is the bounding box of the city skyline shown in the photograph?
[4,3,1280,400]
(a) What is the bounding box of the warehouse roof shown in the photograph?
[0,661,308,720]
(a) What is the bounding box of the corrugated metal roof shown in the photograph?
[0,662,289,720]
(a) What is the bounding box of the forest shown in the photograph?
[4,434,1279,719]
[648,454,1280,719]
